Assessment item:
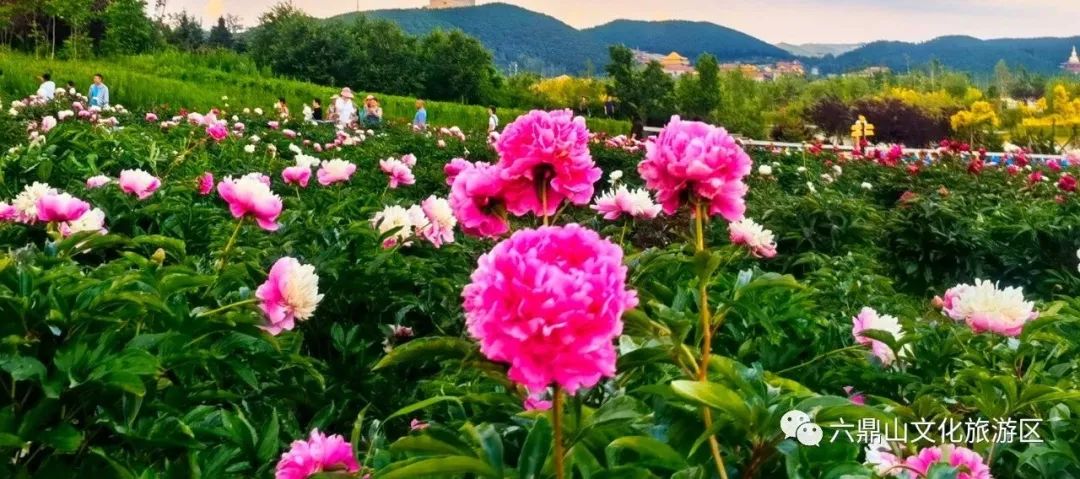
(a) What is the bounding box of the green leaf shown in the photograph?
[0,356,46,383]
[379,456,497,479]
[605,436,686,471]
[373,337,477,370]
[468,423,504,477]
[670,380,751,423]
[925,463,960,479]
[518,417,552,479]
[256,409,280,463]
[100,372,146,397]
[385,396,463,422]
[391,434,474,457]
[39,423,83,453]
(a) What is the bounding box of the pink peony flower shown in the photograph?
[941,280,1037,337]
[379,158,415,189]
[0,203,16,222]
[444,157,475,186]
[206,122,229,141]
[409,419,429,431]
[1028,171,1044,186]
[197,172,215,196]
[268,121,280,130]
[462,224,638,394]
[1047,160,1062,172]
[903,445,992,479]
[283,129,297,139]
[1059,173,1077,192]
[36,193,90,223]
[449,161,509,238]
[728,218,777,258]
[145,112,158,123]
[495,109,601,216]
[119,169,161,200]
[638,116,752,220]
[41,116,57,132]
[851,307,906,366]
[59,208,107,237]
[316,159,356,186]
[591,186,662,221]
[216,175,284,231]
[274,429,359,479]
[257,257,323,335]
[401,153,417,167]
[419,195,457,247]
[1006,164,1020,176]
[843,386,866,406]
[86,175,111,189]
[282,166,312,188]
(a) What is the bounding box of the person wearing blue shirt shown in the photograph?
[413,100,427,129]
[88,73,109,107]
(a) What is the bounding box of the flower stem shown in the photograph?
[693,200,728,479]
[541,182,550,226]
[196,298,258,317]
[552,385,565,479]
[774,345,864,375]
[216,218,245,270]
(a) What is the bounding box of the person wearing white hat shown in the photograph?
[335,88,356,128]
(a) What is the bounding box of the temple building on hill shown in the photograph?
[658,52,695,76]
[1063,47,1080,74]
[428,0,475,9]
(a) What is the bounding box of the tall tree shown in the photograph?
[207,16,233,49]
[993,60,1012,99]
[676,53,720,120]
[167,11,203,51]
[101,0,159,55]
[419,30,499,104]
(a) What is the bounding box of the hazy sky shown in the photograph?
[171,0,1080,44]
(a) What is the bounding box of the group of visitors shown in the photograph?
[36,72,110,107]
[292,87,388,129]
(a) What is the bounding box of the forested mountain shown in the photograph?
[817,36,1080,75]
[582,20,793,63]
[333,3,609,75]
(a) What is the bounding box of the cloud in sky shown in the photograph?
[163,0,1080,44]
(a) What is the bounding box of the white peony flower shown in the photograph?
[797,166,807,173]
[372,205,417,248]
[728,218,777,258]
[244,144,256,154]
[758,165,773,176]
[942,279,1037,337]
[608,170,624,184]
[61,208,108,237]
[12,182,58,222]
[861,182,873,190]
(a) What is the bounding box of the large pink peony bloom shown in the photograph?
[0,203,16,222]
[379,158,416,189]
[282,166,312,188]
[449,161,509,239]
[36,193,90,223]
[256,257,323,335]
[40,116,57,133]
[851,307,906,366]
[316,159,356,186]
[198,172,215,196]
[495,109,601,216]
[119,169,161,200]
[206,122,229,141]
[216,175,284,231]
[274,429,359,479]
[637,116,753,220]
[941,280,1037,337]
[903,445,992,479]
[462,224,638,394]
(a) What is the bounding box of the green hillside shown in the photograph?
[583,19,793,63]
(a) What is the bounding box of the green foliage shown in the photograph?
[99,0,160,56]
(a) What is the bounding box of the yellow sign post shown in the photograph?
[850,115,875,152]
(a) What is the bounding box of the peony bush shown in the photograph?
[0,96,1078,479]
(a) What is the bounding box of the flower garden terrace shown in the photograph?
[1,95,1080,478]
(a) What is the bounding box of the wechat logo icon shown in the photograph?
[781,410,823,446]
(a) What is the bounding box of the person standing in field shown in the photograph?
[88,74,109,107]
[335,88,356,128]
[311,98,323,121]
[487,106,499,133]
[37,73,56,100]
[413,100,427,129]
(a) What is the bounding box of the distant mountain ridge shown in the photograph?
[776,43,863,58]
[818,35,1080,75]
[331,3,790,74]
